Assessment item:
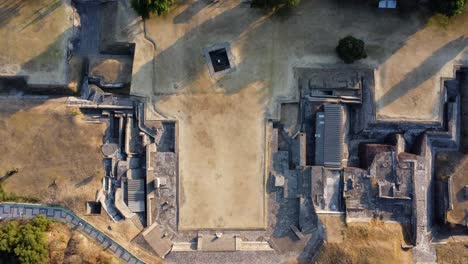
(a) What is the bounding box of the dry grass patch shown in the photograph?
[0,99,105,214]
[47,222,119,264]
[436,242,468,264]
[316,220,412,264]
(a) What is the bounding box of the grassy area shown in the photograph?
[316,220,412,264]
[0,183,39,203]
[0,215,51,263]
[436,242,468,264]
[427,13,451,28]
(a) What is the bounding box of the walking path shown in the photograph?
[0,202,144,264]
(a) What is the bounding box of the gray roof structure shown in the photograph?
[126,179,145,212]
[314,104,344,168]
[323,104,344,168]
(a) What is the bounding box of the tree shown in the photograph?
[431,0,467,17]
[0,216,51,264]
[336,36,367,64]
[285,0,300,8]
[32,215,50,232]
[131,0,174,19]
[14,224,48,264]
[251,0,300,9]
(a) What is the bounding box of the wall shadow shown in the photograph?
[20,0,63,31]
[0,0,25,28]
[139,0,434,101]
[173,0,210,24]
[377,37,468,109]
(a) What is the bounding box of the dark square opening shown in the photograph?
[86,201,102,215]
[209,48,231,72]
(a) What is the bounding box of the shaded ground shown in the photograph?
[0,0,74,85]
[436,152,468,225]
[316,220,413,264]
[435,69,468,226]
[375,8,468,121]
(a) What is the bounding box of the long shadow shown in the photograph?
[0,0,25,28]
[20,0,63,31]
[147,2,270,95]
[376,37,468,109]
[143,0,432,99]
[173,0,209,24]
[24,27,72,63]
[0,28,82,121]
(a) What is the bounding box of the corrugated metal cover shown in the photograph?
[324,104,343,168]
[126,179,145,212]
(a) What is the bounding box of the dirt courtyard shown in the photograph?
[155,84,268,230]
[0,0,74,85]
[0,99,105,212]
[139,1,468,230]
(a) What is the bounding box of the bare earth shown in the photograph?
[375,9,468,121]
[0,98,105,209]
[0,0,74,85]
[141,0,468,230]
[157,85,267,230]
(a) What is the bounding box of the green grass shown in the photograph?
[0,183,39,203]
[427,13,451,28]
[0,215,51,264]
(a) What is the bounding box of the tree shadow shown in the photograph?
[0,0,25,28]
[173,0,210,24]
[376,37,468,109]
[141,0,434,101]
[20,0,63,31]
[142,2,275,96]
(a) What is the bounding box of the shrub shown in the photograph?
[251,0,300,9]
[32,215,51,232]
[336,36,367,64]
[431,0,467,17]
[286,0,300,8]
[0,216,51,264]
[0,184,39,203]
[428,13,451,28]
[131,0,174,19]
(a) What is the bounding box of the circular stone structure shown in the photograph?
[101,143,118,157]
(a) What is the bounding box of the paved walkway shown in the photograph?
[0,202,144,264]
